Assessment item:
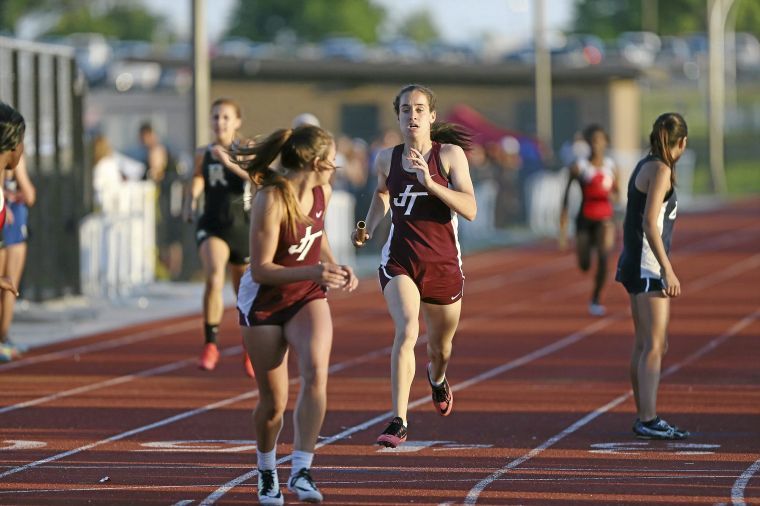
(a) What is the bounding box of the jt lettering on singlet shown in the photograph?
[288,226,323,261]
[393,184,428,215]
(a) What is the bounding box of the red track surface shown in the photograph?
[1,198,759,505]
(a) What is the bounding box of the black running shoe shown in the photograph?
[427,363,453,416]
[376,416,408,448]
[633,417,690,440]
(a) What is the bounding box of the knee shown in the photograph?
[394,323,419,348]
[205,272,225,293]
[578,258,591,272]
[256,396,287,422]
[643,339,667,357]
[300,365,329,391]
[428,340,452,361]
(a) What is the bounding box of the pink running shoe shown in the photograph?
[198,343,219,371]
[376,417,408,448]
[427,364,453,416]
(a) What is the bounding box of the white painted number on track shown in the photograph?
[379,441,494,453]
[137,440,257,453]
[590,442,720,455]
[0,440,47,451]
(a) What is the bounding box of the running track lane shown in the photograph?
[0,197,758,504]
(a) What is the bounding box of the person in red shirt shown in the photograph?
[353,84,476,448]
[234,125,358,504]
[559,124,620,316]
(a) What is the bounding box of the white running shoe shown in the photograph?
[588,302,607,316]
[287,468,323,503]
[257,468,284,505]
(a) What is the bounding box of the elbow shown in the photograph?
[249,265,268,285]
[462,204,477,222]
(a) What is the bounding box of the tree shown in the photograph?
[225,0,387,43]
[47,3,167,41]
[571,0,760,40]
[396,9,439,43]
[0,0,51,33]
[0,0,168,41]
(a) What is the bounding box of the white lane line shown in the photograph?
[731,458,760,506]
[464,308,760,504]
[687,253,760,291]
[0,333,413,480]
[5,216,755,491]
[0,346,242,415]
[200,229,760,504]
[0,252,578,416]
[0,320,197,372]
[199,313,623,505]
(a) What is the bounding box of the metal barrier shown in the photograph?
[79,182,156,299]
[0,36,87,301]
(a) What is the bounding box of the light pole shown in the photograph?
[192,0,210,149]
[533,0,553,152]
[707,0,735,195]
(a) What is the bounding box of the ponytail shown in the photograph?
[234,129,307,236]
[648,112,688,188]
[0,102,26,153]
[233,125,334,236]
[431,122,471,150]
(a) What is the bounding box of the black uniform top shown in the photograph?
[201,147,248,229]
[617,154,678,282]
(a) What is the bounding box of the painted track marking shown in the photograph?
[464,308,760,504]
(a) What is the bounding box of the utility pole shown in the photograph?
[707,0,734,195]
[642,0,658,33]
[533,0,553,152]
[192,0,210,149]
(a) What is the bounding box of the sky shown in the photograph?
[147,0,574,49]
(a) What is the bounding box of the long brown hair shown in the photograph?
[0,102,25,153]
[393,84,471,149]
[234,125,334,235]
[649,112,687,187]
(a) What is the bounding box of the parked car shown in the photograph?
[62,32,112,84]
[320,36,367,61]
[735,32,760,69]
[618,31,661,67]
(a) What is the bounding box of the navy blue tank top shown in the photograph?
[617,155,678,281]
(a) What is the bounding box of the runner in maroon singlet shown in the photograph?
[559,124,620,316]
[352,84,476,448]
[233,125,358,504]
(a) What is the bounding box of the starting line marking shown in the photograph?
[137,440,257,453]
[589,442,721,455]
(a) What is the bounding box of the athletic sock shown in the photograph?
[642,416,661,427]
[428,363,446,386]
[204,323,219,344]
[291,450,314,474]
[257,448,277,471]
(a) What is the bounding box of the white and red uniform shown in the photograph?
[576,156,615,222]
[237,185,327,326]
